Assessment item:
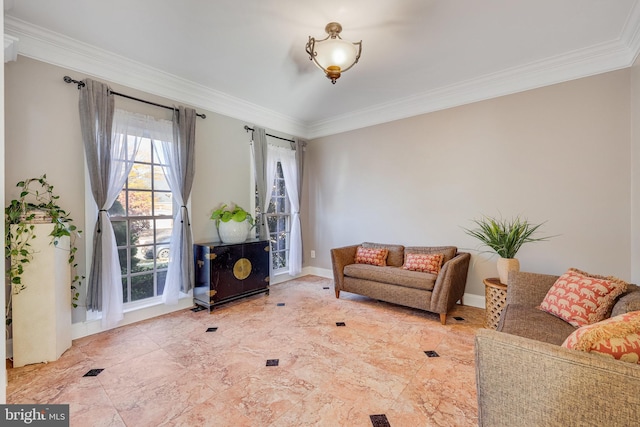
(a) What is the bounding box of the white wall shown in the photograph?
[304,70,632,297]
[4,54,637,331]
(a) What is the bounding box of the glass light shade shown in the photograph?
[313,38,359,71]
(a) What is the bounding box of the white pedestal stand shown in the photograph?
[11,224,72,367]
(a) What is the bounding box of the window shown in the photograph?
[109,137,173,303]
[256,161,291,273]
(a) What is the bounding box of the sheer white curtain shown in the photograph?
[156,107,197,305]
[108,110,171,325]
[266,144,302,275]
[93,109,163,327]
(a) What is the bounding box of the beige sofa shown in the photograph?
[475,271,640,427]
[330,242,470,324]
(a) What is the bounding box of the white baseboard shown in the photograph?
[463,292,485,309]
[70,297,194,340]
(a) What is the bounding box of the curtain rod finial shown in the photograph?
[63,75,85,89]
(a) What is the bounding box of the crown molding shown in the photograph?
[4,16,307,138]
[308,3,640,139]
[308,37,639,139]
[4,34,18,63]
[6,7,640,140]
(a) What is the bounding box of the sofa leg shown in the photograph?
[459,296,464,306]
[335,289,340,298]
[440,313,446,325]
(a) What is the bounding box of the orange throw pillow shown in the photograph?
[354,247,388,266]
[402,253,444,274]
[539,268,628,327]
[562,310,640,364]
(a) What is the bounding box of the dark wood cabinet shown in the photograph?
[193,239,270,310]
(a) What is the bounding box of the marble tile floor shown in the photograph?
[7,275,486,426]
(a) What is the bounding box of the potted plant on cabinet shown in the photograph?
[210,203,255,244]
[463,215,552,284]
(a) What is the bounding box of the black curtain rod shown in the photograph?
[244,125,294,143]
[63,76,206,119]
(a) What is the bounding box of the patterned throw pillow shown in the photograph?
[539,268,628,327]
[402,253,444,274]
[562,310,640,364]
[354,246,388,266]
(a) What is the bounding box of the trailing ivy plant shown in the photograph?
[4,175,84,310]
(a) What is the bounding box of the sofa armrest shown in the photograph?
[505,271,560,307]
[475,329,640,427]
[430,252,471,315]
[330,245,359,293]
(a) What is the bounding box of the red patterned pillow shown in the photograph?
[562,310,640,364]
[354,247,388,266]
[402,253,444,274]
[539,268,628,327]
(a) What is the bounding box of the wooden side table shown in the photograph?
[483,277,507,330]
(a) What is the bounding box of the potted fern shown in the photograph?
[463,215,552,284]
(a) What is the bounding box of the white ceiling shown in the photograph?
[5,0,640,138]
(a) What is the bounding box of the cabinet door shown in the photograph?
[193,244,212,305]
[210,244,244,302]
[240,240,270,293]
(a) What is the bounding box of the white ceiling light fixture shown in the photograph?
[305,22,362,84]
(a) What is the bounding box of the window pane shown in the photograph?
[157,270,167,295]
[273,252,286,270]
[130,219,152,245]
[154,165,170,191]
[112,220,127,246]
[129,163,152,190]
[154,192,173,216]
[109,193,127,216]
[156,218,173,242]
[131,274,154,301]
[118,249,128,275]
[122,277,128,303]
[112,123,174,305]
[132,243,152,271]
[128,191,152,216]
[136,139,152,163]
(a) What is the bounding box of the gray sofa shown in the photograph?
[330,242,470,324]
[475,271,640,427]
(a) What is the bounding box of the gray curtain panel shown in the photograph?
[292,138,306,206]
[79,79,114,312]
[169,106,196,295]
[252,127,269,240]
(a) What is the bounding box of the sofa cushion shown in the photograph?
[362,242,405,267]
[611,284,640,318]
[498,304,577,345]
[538,268,628,327]
[355,246,388,266]
[343,264,437,291]
[405,246,457,264]
[562,310,640,364]
[402,253,443,274]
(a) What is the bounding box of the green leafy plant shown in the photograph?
[463,215,552,259]
[210,203,255,227]
[5,175,84,308]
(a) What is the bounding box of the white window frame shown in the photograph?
[108,136,174,305]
